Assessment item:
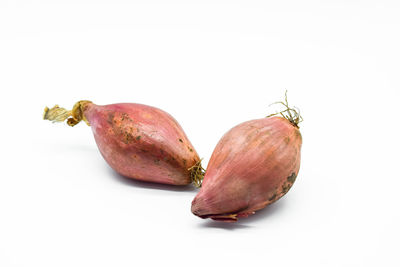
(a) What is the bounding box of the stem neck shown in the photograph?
[43,100,93,127]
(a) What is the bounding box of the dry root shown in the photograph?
[189,159,205,188]
[267,90,303,128]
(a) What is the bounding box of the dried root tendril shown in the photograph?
[43,105,71,123]
[267,90,303,128]
[189,159,205,188]
[43,100,92,127]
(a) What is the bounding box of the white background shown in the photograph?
[1,1,399,266]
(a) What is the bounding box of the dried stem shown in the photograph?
[189,159,205,188]
[43,100,92,127]
[267,91,303,128]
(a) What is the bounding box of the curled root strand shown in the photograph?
[267,90,303,128]
[188,159,205,188]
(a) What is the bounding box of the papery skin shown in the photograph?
[191,117,302,221]
[81,102,200,185]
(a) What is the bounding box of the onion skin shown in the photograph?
[79,102,200,185]
[191,117,302,222]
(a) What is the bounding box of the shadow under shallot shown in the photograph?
[108,167,198,193]
[197,199,287,230]
[199,220,252,230]
[43,141,198,193]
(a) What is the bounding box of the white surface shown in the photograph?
[1,1,399,266]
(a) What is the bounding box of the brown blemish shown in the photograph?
[268,193,277,202]
[179,138,183,143]
[109,113,138,144]
[287,172,297,183]
[123,132,134,144]
[154,159,160,165]
[281,183,291,195]
[284,136,290,144]
[107,112,115,125]
[136,135,141,141]
[121,113,133,122]
[164,156,178,166]
[280,172,297,195]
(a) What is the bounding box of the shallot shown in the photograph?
[44,101,203,186]
[191,93,302,221]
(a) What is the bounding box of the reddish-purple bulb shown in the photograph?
[44,100,203,186]
[191,115,302,222]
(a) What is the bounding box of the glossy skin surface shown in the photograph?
[191,117,302,221]
[83,103,200,185]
